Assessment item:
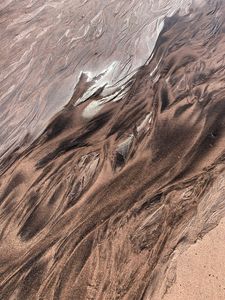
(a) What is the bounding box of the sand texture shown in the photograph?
[1,0,225,299]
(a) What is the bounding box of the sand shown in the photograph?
[164,217,225,300]
[1,0,225,299]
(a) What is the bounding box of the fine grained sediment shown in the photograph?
[1,1,225,299]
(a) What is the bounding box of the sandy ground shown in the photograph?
[163,217,225,300]
[2,1,225,299]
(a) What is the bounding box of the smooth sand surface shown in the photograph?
[164,218,225,300]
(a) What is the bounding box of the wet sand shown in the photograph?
[1,0,225,299]
[0,0,188,160]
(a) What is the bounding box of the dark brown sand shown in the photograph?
[1,0,225,299]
